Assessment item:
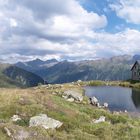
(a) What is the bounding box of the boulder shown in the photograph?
[90,96,98,105]
[96,103,102,108]
[103,103,109,108]
[93,116,105,123]
[29,114,63,130]
[67,98,74,102]
[62,95,68,99]
[63,90,83,102]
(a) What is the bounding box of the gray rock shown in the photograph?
[96,103,102,108]
[67,98,74,102]
[90,96,98,105]
[77,80,82,83]
[62,95,68,99]
[63,90,83,102]
[103,103,109,108]
[29,114,63,130]
[93,116,106,123]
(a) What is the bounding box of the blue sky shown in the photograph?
[81,0,140,32]
[0,0,140,62]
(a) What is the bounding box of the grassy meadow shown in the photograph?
[0,83,139,139]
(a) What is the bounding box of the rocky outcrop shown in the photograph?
[29,114,63,130]
[63,90,83,102]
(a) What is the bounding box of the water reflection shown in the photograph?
[85,86,140,112]
[132,89,140,110]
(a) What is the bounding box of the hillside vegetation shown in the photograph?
[0,64,44,88]
[0,72,22,88]
[0,83,140,139]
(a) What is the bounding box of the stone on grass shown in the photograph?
[11,115,21,122]
[93,116,105,123]
[29,114,63,130]
[63,90,83,102]
[62,95,68,99]
[67,98,74,102]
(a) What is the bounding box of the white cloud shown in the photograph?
[0,0,108,62]
[90,29,140,57]
[10,18,18,27]
[110,0,140,24]
[0,0,140,63]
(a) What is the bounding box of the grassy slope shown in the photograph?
[0,64,22,88]
[0,84,140,139]
[3,66,44,87]
[0,63,44,88]
[0,73,22,88]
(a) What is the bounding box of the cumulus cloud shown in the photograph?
[0,0,108,62]
[1,0,107,40]
[110,0,140,24]
[0,0,140,63]
[91,29,140,56]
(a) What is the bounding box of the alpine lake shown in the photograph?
[85,86,140,113]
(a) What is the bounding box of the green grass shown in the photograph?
[82,80,140,90]
[0,84,140,139]
[88,80,106,86]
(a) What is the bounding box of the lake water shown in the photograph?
[85,86,140,112]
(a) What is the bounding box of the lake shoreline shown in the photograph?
[78,80,140,89]
[83,81,140,117]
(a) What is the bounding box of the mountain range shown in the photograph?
[15,54,139,84]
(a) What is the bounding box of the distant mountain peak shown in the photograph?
[133,54,140,61]
[35,58,44,62]
[46,59,58,63]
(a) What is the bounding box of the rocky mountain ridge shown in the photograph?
[15,55,139,84]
